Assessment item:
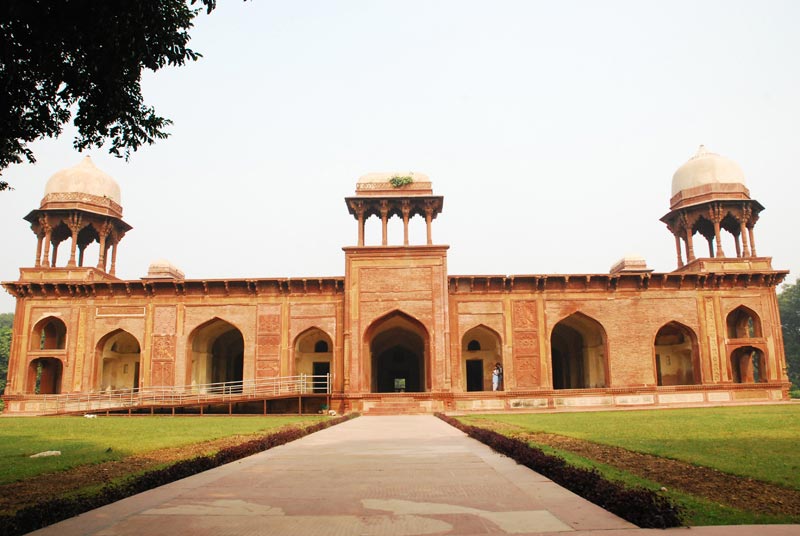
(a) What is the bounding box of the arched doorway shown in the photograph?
[550,312,608,389]
[188,319,244,392]
[654,322,699,386]
[30,317,67,350]
[27,358,63,394]
[294,327,333,393]
[96,330,141,392]
[726,306,762,339]
[366,311,429,393]
[731,346,766,383]
[461,325,502,392]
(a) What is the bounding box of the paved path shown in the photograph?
[31,416,800,536]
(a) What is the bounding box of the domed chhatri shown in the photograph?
[22,156,131,277]
[669,146,750,209]
[43,156,122,212]
[661,146,765,269]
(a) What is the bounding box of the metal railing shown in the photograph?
[29,374,330,415]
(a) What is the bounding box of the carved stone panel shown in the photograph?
[154,306,177,336]
[152,335,176,362]
[256,310,282,379]
[512,301,540,389]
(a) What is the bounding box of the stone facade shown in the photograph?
[1,156,790,414]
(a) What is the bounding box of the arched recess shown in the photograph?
[294,327,333,393]
[96,330,141,392]
[730,346,766,383]
[726,306,763,338]
[461,325,502,392]
[653,322,699,386]
[365,310,429,393]
[30,317,67,350]
[27,357,63,394]
[187,318,244,392]
[550,312,608,389]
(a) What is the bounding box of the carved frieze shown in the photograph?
[153,306,177,335]
[152,335,176,362]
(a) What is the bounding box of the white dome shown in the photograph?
[44,156,121,205]
[671,146,745,197]
[357,171,429,184]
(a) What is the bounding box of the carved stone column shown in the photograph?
[681,213,695,262]
[354,201,365,247]
[424,201,434,245]
[379,200,389,246]
[96,220,111,270]
[34,231,44,267]
[709,204,725,258]
[674,233,683,267]
[740,205,752,257]
[67,212,82,267]
[401,200,411,246]
[41,217,52,268]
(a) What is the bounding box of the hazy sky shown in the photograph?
[1,0,798,313]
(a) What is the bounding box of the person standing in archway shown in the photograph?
[492,363,503,391]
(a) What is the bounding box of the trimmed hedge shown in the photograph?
[0,413,358,536]
[436,413,683,528]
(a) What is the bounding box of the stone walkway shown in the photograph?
[30,416,800,536]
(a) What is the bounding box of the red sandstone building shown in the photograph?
[1,147,790,415]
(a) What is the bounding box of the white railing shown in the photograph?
[30,374,330,415]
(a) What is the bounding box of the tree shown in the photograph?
[778,278,800,389]
[0,313,13,395]
[0,0,222,191]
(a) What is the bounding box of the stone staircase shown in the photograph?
[361,396,434,415]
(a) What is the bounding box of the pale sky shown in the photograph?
[1,0,798,313]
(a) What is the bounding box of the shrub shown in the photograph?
[435,413,683,528]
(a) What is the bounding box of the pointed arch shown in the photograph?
[461,324,503,392]
[30,316,67,350]
[95,329,141,391]
[186,317,244,392]
[294,327,333,393]
[726,305,763,338]
[730,345,766,383]
[653,321,699,386]
[550,312,608,389]
[364,310,430,393]
[27,357,63,394]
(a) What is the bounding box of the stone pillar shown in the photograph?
[67,212,82,267]
[685,228,695,262]
[710,204,725,258]
[355,202,365,247]
[380,200,389,246]
[740,220,751,257]
[706,236,714,257]
[34,233,44,267]
[748,225,757,257]
[401,200,411,246]
[96,222,110,270]
[674,234,684,268]
[734,234,741,258]
[51,242,59,267]
[424,202,434,245]
[110,241,118,276]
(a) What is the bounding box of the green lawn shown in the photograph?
[0,415,326,485]
[460,405,800,490]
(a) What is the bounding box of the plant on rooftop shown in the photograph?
[389,175,413,188]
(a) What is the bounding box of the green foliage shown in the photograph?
[0,415,325,485]
[778,278,800,388]
[389,175,414,188]
[462,405,800,490]
[523,441,798,525]
[0,0,224,189]
[0,313,12,396]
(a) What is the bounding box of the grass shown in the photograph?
[529,440,796,526]
[0,415,326,485]
[460,404,800,490]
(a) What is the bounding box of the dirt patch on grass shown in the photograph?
[0,434,260,514]
[477,420,800,517]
